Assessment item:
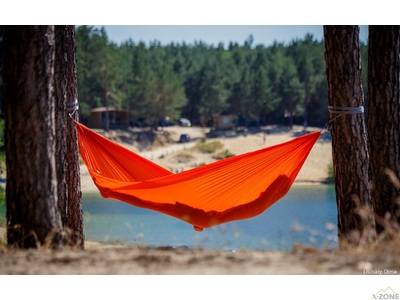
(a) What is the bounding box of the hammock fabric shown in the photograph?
[76,122,320,231]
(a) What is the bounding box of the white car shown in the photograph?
[179,118,191,127]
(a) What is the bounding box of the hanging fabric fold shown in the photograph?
[76,122,320,231]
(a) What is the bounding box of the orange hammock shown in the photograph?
[76,122,320,231]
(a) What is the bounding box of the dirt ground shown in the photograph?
[1,232,399,275]
[1,125,399,275]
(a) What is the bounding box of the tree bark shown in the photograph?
[367,25,400,234]
[54,27,68,230]
[323,25,375,247]
[54,26,84,248]
[3,25,65,248]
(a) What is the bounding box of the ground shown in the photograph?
[1,235,399,274]
[1,124,399,275]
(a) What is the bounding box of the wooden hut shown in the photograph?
[213,111,233,130]
[87,107,129,129]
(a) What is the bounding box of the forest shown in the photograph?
[73,26,368,129]
[0,26,368,130]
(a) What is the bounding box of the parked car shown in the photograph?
[179,134,191,143]
[179,118,191,127]
[159,119,169,127]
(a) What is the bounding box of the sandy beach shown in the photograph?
[80,124,333,192]
[1,125,400,275]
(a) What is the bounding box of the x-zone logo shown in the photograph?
[372,287,399,300]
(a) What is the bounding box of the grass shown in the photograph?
[174,151,194,164]
[0,152,5,165]
[175,151,193,159]
[194,140,223,154]
[327,162,334,182]
[191,162,206,168]
[212,149,236,160]
[0,185,5,227]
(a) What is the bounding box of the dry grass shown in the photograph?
[336,170,400,254]
[193,140,224,153]
[212,149,236,160]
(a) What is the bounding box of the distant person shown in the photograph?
[263,131,267,143]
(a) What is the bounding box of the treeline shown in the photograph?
[0,26,368,129]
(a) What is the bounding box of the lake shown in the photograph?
[0,185,338,251]
[82,184,338,251]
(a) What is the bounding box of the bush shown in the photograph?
[194,140,223,154]
[174,151,193,164]
[0,185,5,227]
[175,151,193,159]
[327,162,334,182]
[213,149,235,160]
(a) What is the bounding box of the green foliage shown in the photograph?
[0,119,4,148]
[174,151,193,164]
[192,162,206,167]
[212,149,236,160]
[175,151,193,159]
[0,185,4,228]
[73,27,341,128]
[327,162,334,182]
[194,140,223,153]
[0,26,4,110]
[0,185,4,208]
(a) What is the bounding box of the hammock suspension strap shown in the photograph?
[67,99,79,118]
[67,99,79,124]
[322,105,364,132]
[328,105,364,116]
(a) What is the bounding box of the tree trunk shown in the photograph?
[54,27,68,230]
[323,25,375,247]
[367,25,400,234]
[54,26,84,248]
[3,25,65,248]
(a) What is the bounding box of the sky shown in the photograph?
[95,25,369,48]
[4,0,386,49]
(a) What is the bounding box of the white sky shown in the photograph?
[3,0,392,49]
[93,25,369,48]
[3,0,382,48]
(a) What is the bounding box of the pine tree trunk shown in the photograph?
[54,27,68,229]
[3,25,65,248]
[323,25,375,247]
[54,25,84,248]
[367,25,400,234]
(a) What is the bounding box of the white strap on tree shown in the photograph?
[328,106,364,116]
[322,106,364,132]
[67,99,79,118]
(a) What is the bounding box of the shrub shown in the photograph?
[194,140,223,154]
[327,162,334,182]
[175,151,193,159]
[213,149,235,160]
[0,185,5,227]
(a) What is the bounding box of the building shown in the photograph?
[87,107,129,129]
[213,111,233,130]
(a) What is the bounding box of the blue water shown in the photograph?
[0,185,338,251]
[82,185,338,251]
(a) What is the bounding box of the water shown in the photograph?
[82,185,338,251]
[0,185,338,251]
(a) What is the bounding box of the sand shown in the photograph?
[1,125,399,275]
[80,124,333,192]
